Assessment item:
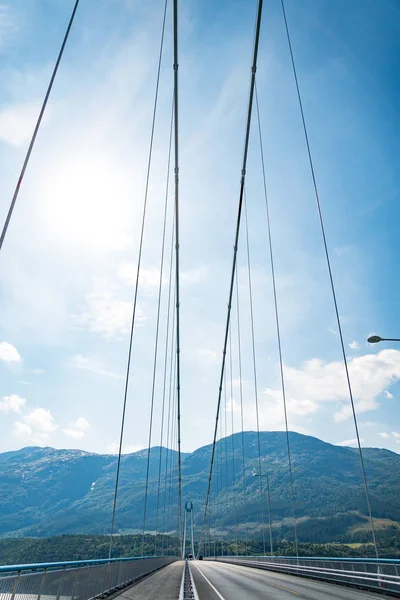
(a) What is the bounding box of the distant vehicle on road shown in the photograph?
[198,555,203,561]
[187,553,193,560]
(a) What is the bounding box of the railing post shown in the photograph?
[10,571,21,600]
[37,568,47,600]
[71,569,79,600]
[56,567,66,600]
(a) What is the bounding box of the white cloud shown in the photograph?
[13,407,57,445]
[378,432,390,439]
[118,264,166,290]
[392,432,400,439]
[24,408,56,433]
[337,438,363,447]
[349,341,360,350]
[384,390,393,399]
[0,394,26,413]
[197,348,218,362]
[29,368,45,375]
[0,342,21,362]
[106,442,144,454]
[77,278,146,338]
[0,103,44,146]
[69,354,124,380]
[263,349,400,424]
[13,422,32,437]
[334,245,354,257]
[181,267,208,285]
[63,418,90,440]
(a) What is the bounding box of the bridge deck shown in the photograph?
[190,561,388,599]
[114,559,391,599]
[113,561,183,600]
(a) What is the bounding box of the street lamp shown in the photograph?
[367,335,400,344]
[253,473,274,557]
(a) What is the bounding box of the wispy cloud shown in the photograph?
[0,103,44,146]
[337,438,364,447]
[69,354,124,380]
[76,277,146,338]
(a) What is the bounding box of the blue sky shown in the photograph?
[0,0,399,455]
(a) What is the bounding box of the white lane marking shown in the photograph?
[192,562,227,600]
[212,561,384,599]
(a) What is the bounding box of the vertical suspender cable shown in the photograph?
[0,0,80,251]
[161,290,176,554]
[254,82,297,555]
[279,0,378,559]
[235,267,248,554]
[172,0,183,558]
[229,326,239,555]
[198,0,264,554]
[155,220,175,554]
[108,0,168,559]
[141,82,173,558]
[243,193,267,556]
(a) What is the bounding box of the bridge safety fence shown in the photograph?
[211,555,400,596]
[0,556,178,600]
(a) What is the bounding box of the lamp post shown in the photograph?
[253,473,274,556]
[367,335,400,344]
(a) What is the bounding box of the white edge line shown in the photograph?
[192,562,227,600]
[178,560,185,600]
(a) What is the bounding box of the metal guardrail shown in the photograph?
[0,556,178,600]
[211,555,400,596]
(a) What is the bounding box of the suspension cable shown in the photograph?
[279,0,378,559]
[235,265,248,553]
[0,0,80,252]
[141,65,173,557]
[161,284,176,554]
[198,0,264,553]
[243,192,266,556]
[108,0,168,559]
[155,218,175,554]
[229,325,239,555]
[254,81,298,555]
[172,0,183,556]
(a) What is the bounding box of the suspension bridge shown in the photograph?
[0,0,399,598]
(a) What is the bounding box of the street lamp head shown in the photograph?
[367,335,383,344]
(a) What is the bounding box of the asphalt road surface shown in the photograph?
[190,560,388,600]
[114,561,182,600]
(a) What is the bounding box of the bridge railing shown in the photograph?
[211,555,400,595]
[0,556,178,600]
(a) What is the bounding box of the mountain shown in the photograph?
[0,432,399,543]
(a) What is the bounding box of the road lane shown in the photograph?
[190,560,388,600]
[114,560,182,600]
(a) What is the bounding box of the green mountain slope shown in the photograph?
[0,432,398,542]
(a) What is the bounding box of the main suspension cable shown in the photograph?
[0,0,80,252]
[198,0,264,553]
[254,82,298,555]
[108,0,168,559]
[280,0,378,559]
[172,0,183,556]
